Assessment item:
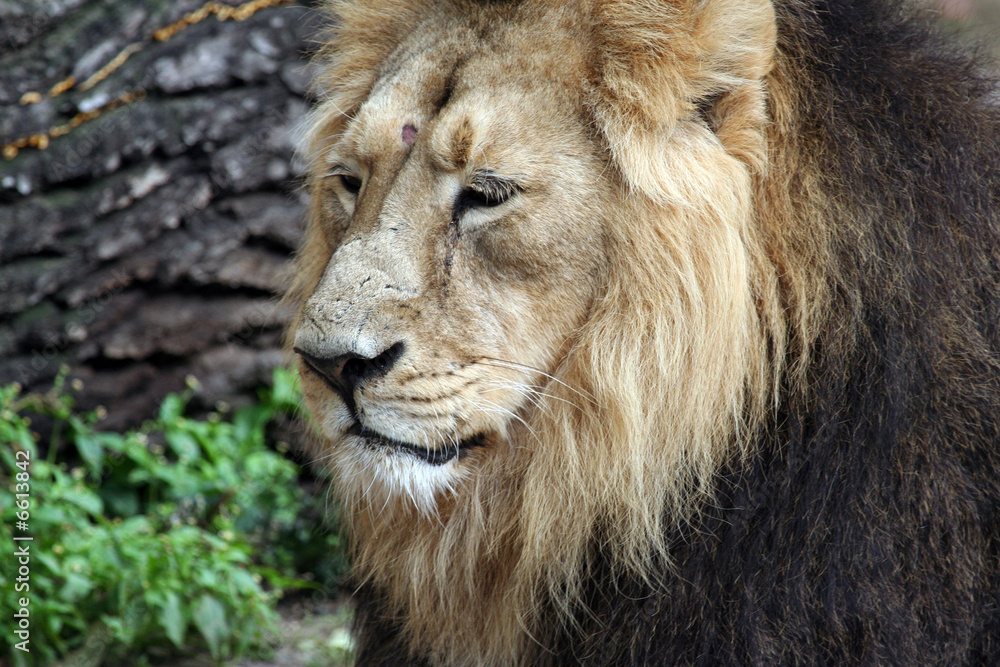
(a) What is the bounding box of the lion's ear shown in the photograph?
[589,0,777,198]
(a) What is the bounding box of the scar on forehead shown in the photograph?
[402,124,418,145]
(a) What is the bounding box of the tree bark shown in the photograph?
[0,0,319,429]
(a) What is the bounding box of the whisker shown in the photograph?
[472,400,527,427]
[306,450,338,466]
[318,91,358,122]
[478,379,582,413]
[360,457,379,506]
[472,398,535,436]
[376,481,394,518]
[476,357,597,405]
[477,379,544,409]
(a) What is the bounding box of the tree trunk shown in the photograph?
[0,0,319,430]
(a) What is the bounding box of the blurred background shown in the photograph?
[0,0,317,429]
[0,1,356,665]
[0,0,998,664]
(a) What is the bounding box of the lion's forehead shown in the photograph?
[340,18,589,171]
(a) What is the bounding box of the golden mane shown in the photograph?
[287,1,795,663]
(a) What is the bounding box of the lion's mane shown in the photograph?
[288,0,1000,664]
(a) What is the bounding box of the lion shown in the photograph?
[285,0,1000,664]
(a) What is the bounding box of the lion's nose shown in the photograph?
[294,341,405,399]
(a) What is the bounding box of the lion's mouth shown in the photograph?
[348,421,484,466]
[297,350,485,465]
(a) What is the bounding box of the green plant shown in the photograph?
[0,367,346,666]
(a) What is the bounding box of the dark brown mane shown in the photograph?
[290,0,1000,664]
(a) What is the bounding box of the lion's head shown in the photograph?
[288,0,794,662]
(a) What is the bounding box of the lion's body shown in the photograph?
[288,0,1000,664]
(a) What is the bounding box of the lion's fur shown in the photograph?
[287,0,1000,664]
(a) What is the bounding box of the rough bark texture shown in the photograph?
[0,0,320,430]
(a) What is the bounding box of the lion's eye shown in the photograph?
[339,174,363,195]
[458,187,510,210]
[455,174,520,218]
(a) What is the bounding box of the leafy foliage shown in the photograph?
[0,367,346,666]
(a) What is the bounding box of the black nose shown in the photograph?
[294,342,405,399]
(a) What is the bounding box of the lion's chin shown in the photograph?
[329,429,478,516]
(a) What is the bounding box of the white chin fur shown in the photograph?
[332,436,466,517]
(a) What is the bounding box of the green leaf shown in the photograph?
[120,515,152,533]
[195,567,220,589]
[58,572,94,602]
[127,468,152,485]
[74,432,104,476]
[165,429,200,461]
[100,486,140,518]
[97,431,126,452]
[193,594,229,658]
[59,486,104,516]
[36,550,63,575]
[270,366,300,410]
[105,598,149,646]
[253,565,315,591]
[0,375,326,664]
[159,591,187,647]
[159,393,186,423]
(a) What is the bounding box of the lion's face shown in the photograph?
[293,15,612,511]
[290,0,781,661]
